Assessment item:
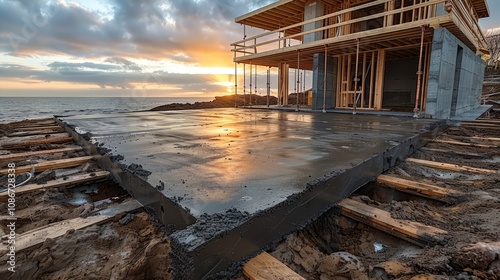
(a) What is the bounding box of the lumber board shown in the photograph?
[13,125,62,132]
[2,132,69,144]
[432,139,496,149]
[0,156,93,174]
[406,158,497,174]
[377,174,462,199]
[8,128,66,138]
[460,121,499,128]
[0,171,109,201]
[244,252,305,280]
[1,137,74,149]
[0,199,142,253]
[14,121,57,129]
[420,147,485,158]
[0,147,83,162]
[338,198,449,246]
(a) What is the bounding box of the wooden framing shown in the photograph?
[231,0,488,113]
[377,174,463,200]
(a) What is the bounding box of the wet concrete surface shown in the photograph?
[61,108,444,278]
[63,109,435,217]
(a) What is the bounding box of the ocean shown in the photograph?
[0,97,214,123]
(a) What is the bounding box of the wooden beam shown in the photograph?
[420,147,485,158]
[0,171,109,202]
[0,147,83,163]
[1,137,74,149]
[377,174,463,199]
[432,139,497,149]
[12,125,61,132]
[8,128,66,138]
[460,122,499,128]
[406,158,497,174]
[338,198,449,246]
[374,49,386,109]
[243,252,305,280]
[0,156,93,174]
[0,199,142,253]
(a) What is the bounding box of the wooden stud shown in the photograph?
[0,156,93,174]
[243,252,305,280]
[0,147,83,163]
[406,158,497,174]
[0,171,109,201]
[338,198,449,247]
[374,49,386,109]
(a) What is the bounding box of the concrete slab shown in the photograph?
[61,108,444,279]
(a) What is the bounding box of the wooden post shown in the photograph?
[374,49,386,110]
[361,52,367,108]
[369,51,375,108]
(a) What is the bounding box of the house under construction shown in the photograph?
[231,0,490,119]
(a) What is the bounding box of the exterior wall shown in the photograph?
[426,28,485,119]
[312,53,337,110]
[303,1,324,43]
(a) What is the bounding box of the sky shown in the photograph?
[0,0,499,98]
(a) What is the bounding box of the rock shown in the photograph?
[453,242,500,278]
[119,213,135,225]
[371,261,412,279]
[318,252,368,280]
[409,275,449,280]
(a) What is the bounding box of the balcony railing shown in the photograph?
[231,0,487,58]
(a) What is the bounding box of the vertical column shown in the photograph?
[311,53,338,111]
[374,49,386,110]
[278,63,289,106]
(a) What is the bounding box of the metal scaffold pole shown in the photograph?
[267,67,270,109]
[353,38,360,115]
[296,50,300,112]
[323,45,327,113]
[255,65,257,104]
[249,63,253,106]
[243,64,246,107]
[415,25,428,118]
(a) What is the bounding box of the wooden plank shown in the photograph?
[374,49,385,109]
[460,122,499,128]
[406,158,497,174]
[432,139,496,149]
[0,156,93,174]
[420,147,485,158]
[1,137,74,149]
[0,171,109,202]
[0,147,83,163]
[0,199,142,253]
[244,252,305,280]
[13,125,62,132]
[338,198,449,246]
[377,174,463,199]
[8,128,66,138]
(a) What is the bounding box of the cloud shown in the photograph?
[0,0,275,95]
[0,63,222,90]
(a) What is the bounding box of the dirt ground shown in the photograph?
[259,112,500,280]
[0,119,173,280]
[2,111,500,280]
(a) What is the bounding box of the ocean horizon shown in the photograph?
[0,96,215,123]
